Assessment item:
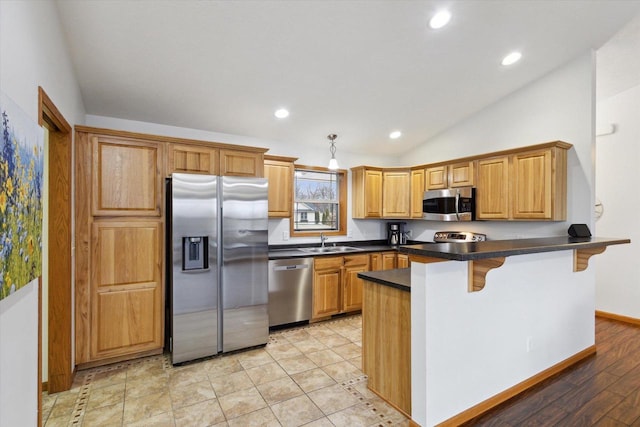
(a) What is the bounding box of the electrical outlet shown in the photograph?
[347,229,353,238]
[282,231,289,241]
[526,336,533,352]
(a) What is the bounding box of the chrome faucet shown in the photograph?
[320,232,329,248]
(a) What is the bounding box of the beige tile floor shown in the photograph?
[42,314,409,426]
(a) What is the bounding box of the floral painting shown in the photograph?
[0,91,44,300]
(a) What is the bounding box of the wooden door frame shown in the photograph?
[38,87,73,400]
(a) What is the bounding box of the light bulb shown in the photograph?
[501,52,522,66]
[274,109,289,119]
[328,158,339,170]
[429,11,451,29]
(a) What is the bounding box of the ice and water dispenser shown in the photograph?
[182,236,208,270]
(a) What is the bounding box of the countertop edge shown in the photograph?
[398,237,631,261]
[358,268,411,292]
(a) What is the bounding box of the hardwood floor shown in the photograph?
[464,317,640,426]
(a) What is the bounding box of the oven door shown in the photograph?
[422,187,474,221]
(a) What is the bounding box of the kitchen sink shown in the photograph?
[299,246,362,254]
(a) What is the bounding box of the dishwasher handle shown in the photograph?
[273,264,310,271]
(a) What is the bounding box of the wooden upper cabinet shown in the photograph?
[425,161,473,191]
[476,156,510,220]
[448,161,475,188]
[220,149,264,177]
[264,155,296,218]
[476,144,569,221]
[167,143,218,175]
[425,166,447,190]
[352,167,383,218]
[410,169,425,219]
[353,167,412,219]
[382,170,410,218]
[511,147,567,220]
[91,136,163,217]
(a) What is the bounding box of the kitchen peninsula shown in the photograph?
[360,236,629,427]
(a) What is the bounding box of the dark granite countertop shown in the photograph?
[399,236,630,261]
[358,268,411,292]
[269,240,429,259]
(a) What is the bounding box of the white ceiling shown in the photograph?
[597,14,640,100]
[55,0,640,156]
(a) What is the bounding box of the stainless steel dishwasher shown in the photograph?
[268,258,313,327]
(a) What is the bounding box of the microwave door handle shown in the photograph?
[455,191,460,220]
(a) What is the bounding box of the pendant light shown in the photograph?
[327,134,339,170]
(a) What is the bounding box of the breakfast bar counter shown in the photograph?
[390,236,629,426]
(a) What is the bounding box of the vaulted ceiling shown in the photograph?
[55,0,640,156]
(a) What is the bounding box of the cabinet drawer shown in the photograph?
[344,254,369,267]
[314,256,343,270]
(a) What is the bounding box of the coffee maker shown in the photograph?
[387,222,407,246]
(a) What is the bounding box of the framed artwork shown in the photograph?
[0,91,44,300]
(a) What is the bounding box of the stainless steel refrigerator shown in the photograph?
[167,173,269,364]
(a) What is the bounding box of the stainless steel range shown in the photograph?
[433,231,486,242]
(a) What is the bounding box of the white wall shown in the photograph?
[595,84,640,318]
[86,114,394,245]
[412,251,594,426]
[399,53,595,243]
[0,1,85,425]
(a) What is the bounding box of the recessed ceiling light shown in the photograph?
[429,10,451,29]
[389,131,402,139]
[274,108,289,119]
[501,52,522,66]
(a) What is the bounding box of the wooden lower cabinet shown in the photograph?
[312,254,369,320]
[342,255,370,312]
[362,279,411,416]
[370,251,403,271]
[397,253,410,268]
[90,220,163,360]
[312,257,343,318]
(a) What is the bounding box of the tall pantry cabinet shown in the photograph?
[75,126,266,367]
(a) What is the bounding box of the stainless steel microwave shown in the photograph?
[422,187,475,221]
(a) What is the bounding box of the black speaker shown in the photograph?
[568,224,591,238]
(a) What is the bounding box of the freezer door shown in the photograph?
[170,173,218,364]
[221,176,269,352]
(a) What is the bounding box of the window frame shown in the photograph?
[290,164,347,238]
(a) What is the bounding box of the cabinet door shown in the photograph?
[476,156,510,219]
[410,169,425,218]
[425,166,447,190]
[449,161,475,187]
[343,255,369,312]
[397,254,410,268]
[369,253,382,271]
[382,170,410,218]
[92,136,163,216]
[220,149,263,177]
[264,158,294,218]
[364,169,383,218]
[511,149,552,219]
[382,253,397,270]
[167,143,218,175]
[312,257,343,318]
[91,220,163,359]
